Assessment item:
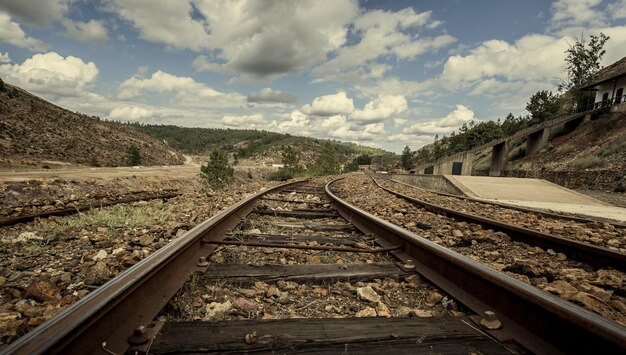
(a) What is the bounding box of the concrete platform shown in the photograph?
[445,175,626,222]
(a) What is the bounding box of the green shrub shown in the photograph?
[268,169,294,181]
[569,155,603,171]
[200,150,234,189]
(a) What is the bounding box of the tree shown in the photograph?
[526,90,559,123]
[0,77,5,92]
[127,145,142,166]
[281,145,302,174]
[314,142,340,175]
[559,32,609,93]
[400,146,414,170]
[201,150,234,189]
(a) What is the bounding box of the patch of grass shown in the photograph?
[556,143,576,155]
[32,200,191,242]
[599,141,626,157]
[568,155,604,171]
[541,162,560,170]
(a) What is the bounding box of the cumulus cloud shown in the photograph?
[108,106,155,121]
[109,0,357,80]
[440,34,571,87]
[221,114,266,128]
[404,105,477,135]
[301,91,354,116]
[117,70,245,108]
[0,51,98,96]
[550,0,605,29]
[350,95,407,123]
[62,19,109,42]
[0,13,46,51]
[0,52,10,63]
[355,77,433,99]
[247,88,298,104]
[0,0,68,27]
[312,7,455,80]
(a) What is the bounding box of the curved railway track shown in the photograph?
[3,178,625,354]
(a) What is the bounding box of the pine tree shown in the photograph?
[201,150,234,189]
[314,142,340,175]
[127,145,142,166]
[400,146,414,170]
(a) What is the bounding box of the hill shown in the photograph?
[0,81,185,169]
[126,123,391,166]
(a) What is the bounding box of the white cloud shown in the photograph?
[221,114,266,128]
[0,51,98,97]
[404,105,477,135]
[440,34,571,87]
[110,0,357,80]
[117,70,245,108]
[62,19,109,42]
[247,88,298,104]
[550,0,605,29]
[0,13,46,51]
[107,0,210,51]
[0,0,68,27]
[350,95,407,123]
[108,106,154,121]
[355,77,433,99]
[0,52,10,63]
[312,7,454,80]
[301,91,354,116]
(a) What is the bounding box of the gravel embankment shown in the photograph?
[377,178,626,251]
[0,177,277,346]
[332,174,626,326]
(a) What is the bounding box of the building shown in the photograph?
[579,56,626,111]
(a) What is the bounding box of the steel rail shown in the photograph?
[372,177,626,271]
[325,178,626,354]
[385,176,626,228]
[2,180,304,355]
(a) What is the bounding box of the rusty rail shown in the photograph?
[372,177,626,271]
[2,180,304,354]
[386,177,626,228]
[326,178,626,354]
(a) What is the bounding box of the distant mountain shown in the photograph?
[126,123,391,165]
[0,81,185,168]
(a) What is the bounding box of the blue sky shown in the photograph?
[1,0,625,152]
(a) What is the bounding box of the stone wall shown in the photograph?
[383,174,464,195]
[473,169,624,190]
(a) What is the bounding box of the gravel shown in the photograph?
[331,174,626,326]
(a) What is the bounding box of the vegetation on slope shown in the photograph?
[0,82,185,168]
[127,123,390,164]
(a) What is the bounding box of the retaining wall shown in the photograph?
[383,174,464,195]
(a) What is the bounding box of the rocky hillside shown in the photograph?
[0,82,185,168]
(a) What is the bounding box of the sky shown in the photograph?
[1,0,625,153]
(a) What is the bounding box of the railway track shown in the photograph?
[4,178,625,354]
[372,177,626,271]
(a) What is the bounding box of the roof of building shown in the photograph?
[579,55,626,90]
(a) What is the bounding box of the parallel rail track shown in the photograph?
[385,176,626,227]
[372,177,626,271]
[3,178,625,354]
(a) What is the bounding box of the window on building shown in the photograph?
[616,88,624,104]
[602,92,609,106]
